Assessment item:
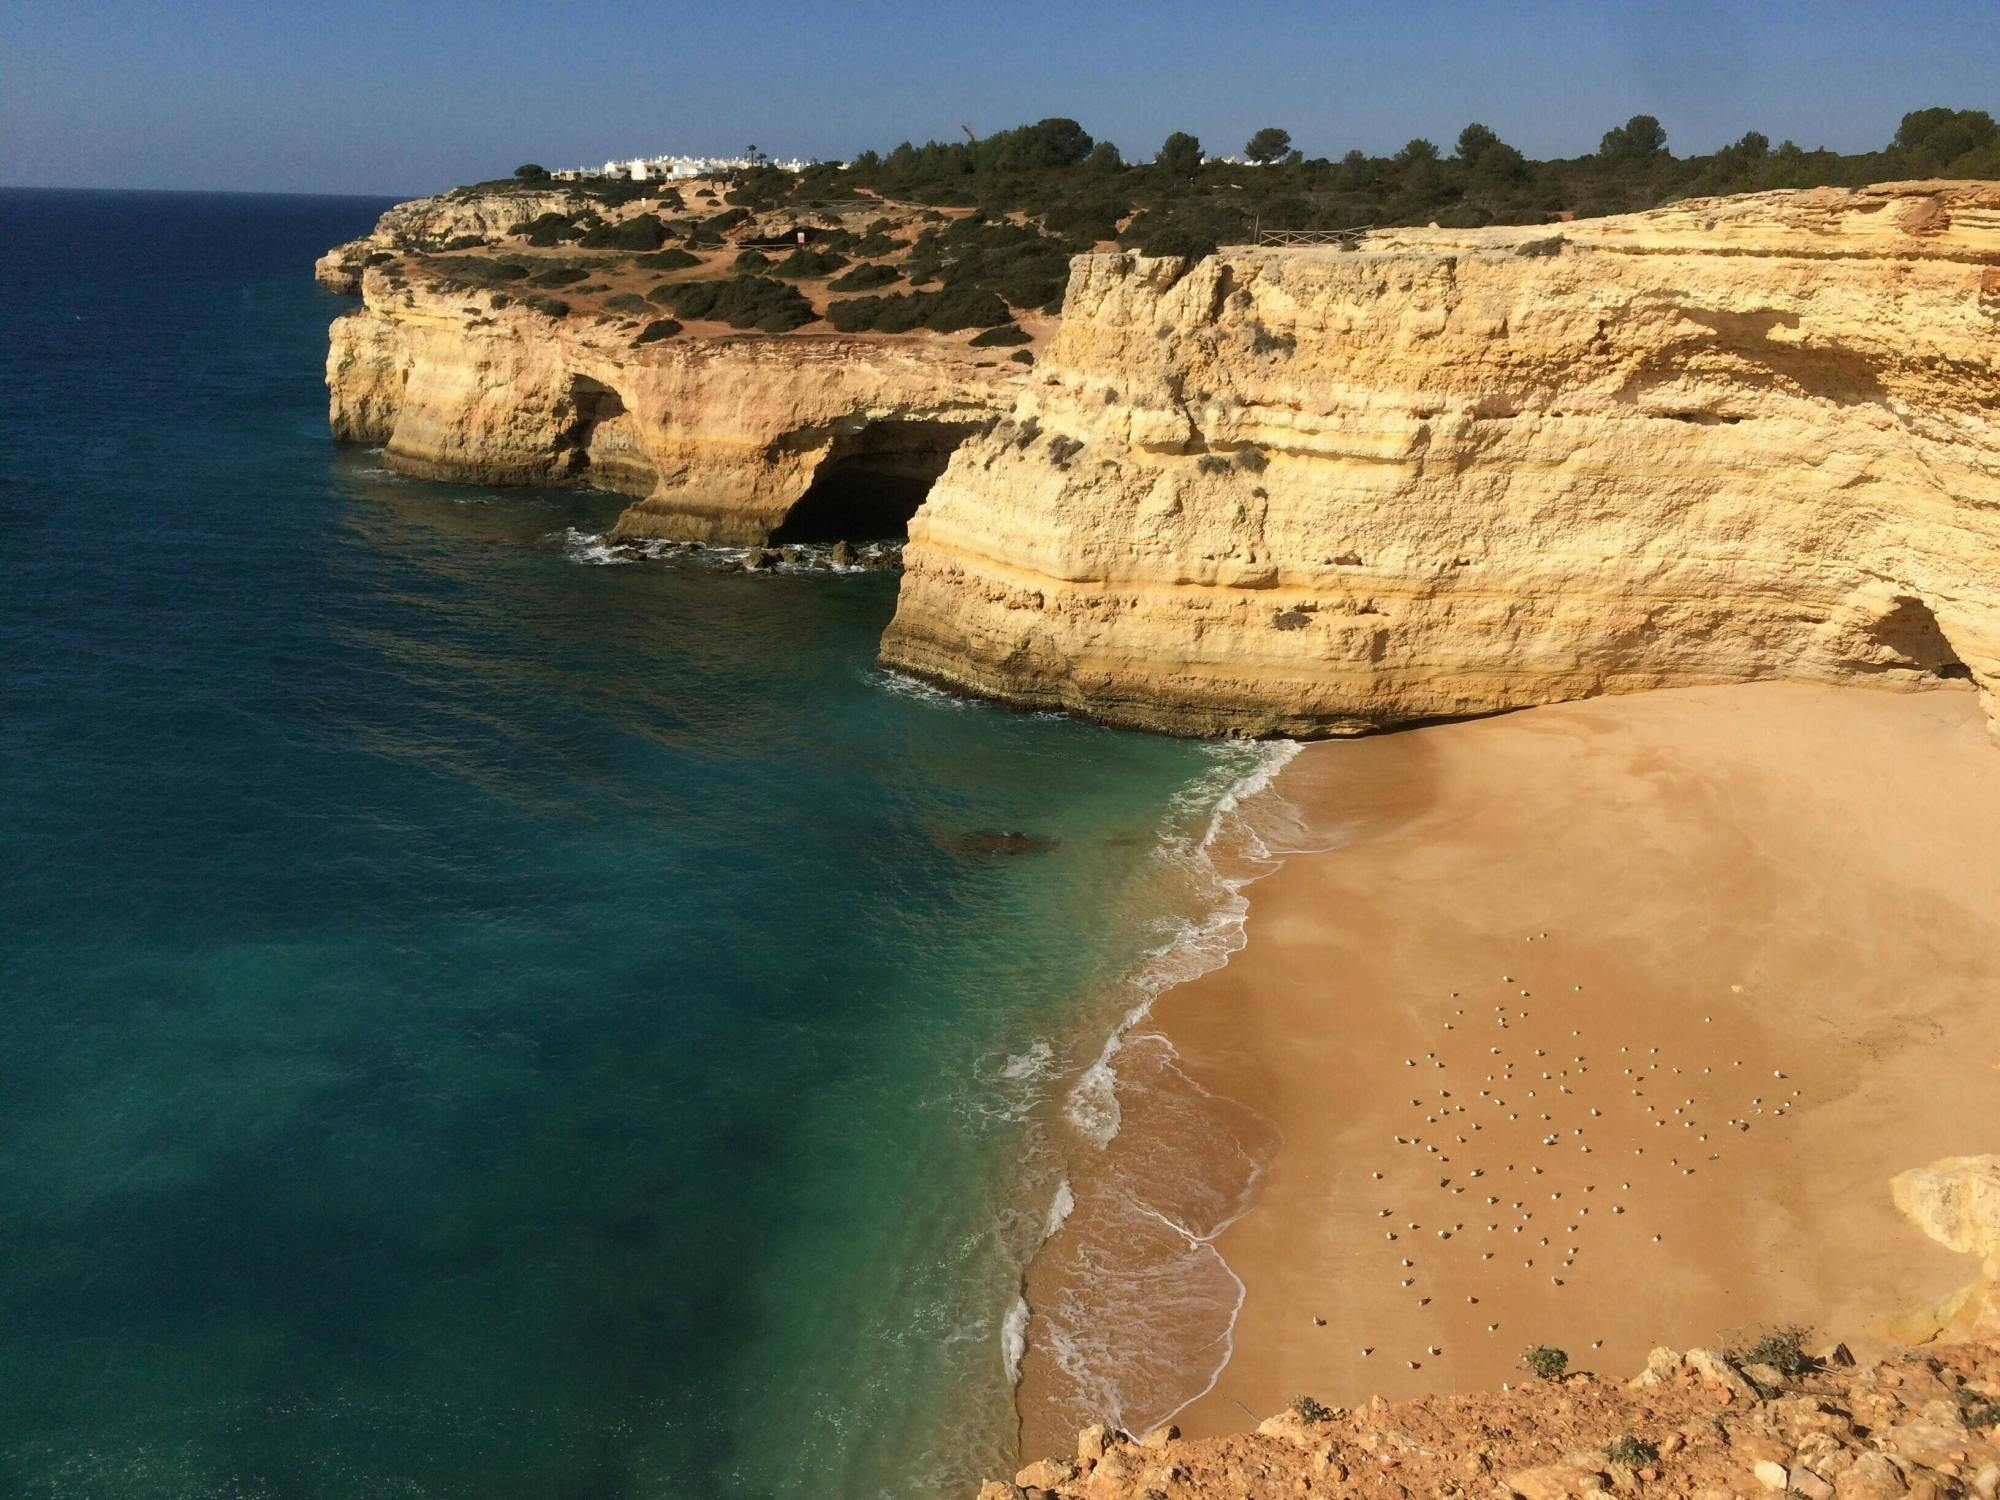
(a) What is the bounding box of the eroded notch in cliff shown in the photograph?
[771,418,983,542]
[1869,595,1971,679]
[556,375,625,475]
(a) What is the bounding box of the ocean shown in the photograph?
[0,189,1284,1498]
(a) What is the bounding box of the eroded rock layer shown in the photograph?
[880,182,2000,736]
[327,272,1016,544]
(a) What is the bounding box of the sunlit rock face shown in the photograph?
[880,182,2000,737]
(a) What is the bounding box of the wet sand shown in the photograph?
[1134,681,2000,1435]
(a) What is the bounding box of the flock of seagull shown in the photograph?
[1331,932,1802,1376]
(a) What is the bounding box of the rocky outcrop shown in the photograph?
[1893,1157,2000,1343]
[881,181,2000,737]
[981,1342,2000,1500]
[327,268,1018,543]
[316,187,601,292]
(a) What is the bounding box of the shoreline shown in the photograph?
[1016,678,2000,1458]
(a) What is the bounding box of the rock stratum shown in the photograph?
[882,181,2000,735]
[325,180,2000,735]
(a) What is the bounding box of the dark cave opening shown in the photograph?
[770,419,980,543]
[1871,595,1969,679]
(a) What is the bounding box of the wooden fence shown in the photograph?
[1254,225,1375,247]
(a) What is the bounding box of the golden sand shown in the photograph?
[1058,681,2000,1443]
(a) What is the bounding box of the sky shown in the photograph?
[4,0,1996,197]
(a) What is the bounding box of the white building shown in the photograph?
[549,153,824,183]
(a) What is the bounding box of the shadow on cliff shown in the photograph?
[1613,308,1887,411]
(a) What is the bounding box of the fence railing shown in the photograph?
[1254,225,1375,247]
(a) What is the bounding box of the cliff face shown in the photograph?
[880,182,2000,736]
[328,271,1018,544]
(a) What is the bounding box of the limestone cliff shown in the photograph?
[880,181,2000,736]
[327,267,1019,543]
[1894,1157,2000,1344]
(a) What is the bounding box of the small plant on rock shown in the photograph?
[1522,1345,1569,1381]
[1291,1394,1333,1424]
[1740,1325,1812,1377]
[1606,1436,1658,1467]
[1958,1389,2000,1429]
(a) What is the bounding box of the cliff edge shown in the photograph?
[880,181,2000,736]
[986,1340,2000,1500]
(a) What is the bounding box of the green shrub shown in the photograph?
[1250,325,1297,356]
[769,247,850,279]
[1131,222,1218,259]
[1290,1394,1333,1424]
[826,287,1010,334]
[826,262,901,292]
[1010,350,1035,364]
[852,231,903,256]
[634,318,682,344]
[604,292,651,314]
[578,215,668,250]
[734,249,772,270]
[527,295,570,318]
[1739,1326,1811,1377]
[703,206,752,233]
[1606,1436,1658,1467]
[530,265,588,287]
[522,213,584,247]
[968,323,1031,346]
[1521,1346,1569,1381]
[660,275,815,331]
[635,247,701,271]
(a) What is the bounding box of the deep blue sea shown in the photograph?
[0,189,1276,1498]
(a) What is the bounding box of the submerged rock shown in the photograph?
[944,830,1056,857]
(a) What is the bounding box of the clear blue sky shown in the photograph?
[4,0,1995,196]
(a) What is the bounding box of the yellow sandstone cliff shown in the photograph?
[327,271,1020,544]
[325,181,2000,735]
[879,181,2000,736]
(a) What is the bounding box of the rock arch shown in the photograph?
[771,418,984,543]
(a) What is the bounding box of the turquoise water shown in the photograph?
[0,190,1263,1497]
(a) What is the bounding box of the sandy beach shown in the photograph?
[1024,680,2000,1451]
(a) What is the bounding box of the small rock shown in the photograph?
[1687,1347,1761,1403]
[1755,1459,1791,1489]
[1501,1462,1608,1500]
[1834,1453,1907,1500]
[1076,1423,1112,1466]
[1139,1423,1179,1448]
[1790,1471,1835,1500]
[976,1484,1025,1500]
[1969,1463,1999,1500]
[1013,1458,1076,1489]
[829,540,857,567]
